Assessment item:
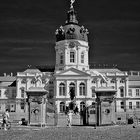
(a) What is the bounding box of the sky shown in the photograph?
[0,0,140,75]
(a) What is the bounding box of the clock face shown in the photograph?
[69,42,75,48]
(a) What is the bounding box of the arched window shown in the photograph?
[69,82,75,100]
[81,52,84,63]
[79,83,86,96]
[60,53,64,64]
[70,51,75,63]
[80,102,85,111]
[59,83,65,96]
[69,83,75,93]
[60,102,65,113]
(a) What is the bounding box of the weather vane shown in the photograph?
[70,0,75,9]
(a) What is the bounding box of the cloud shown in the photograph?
[0,0,140,74]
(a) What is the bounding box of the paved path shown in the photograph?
[0,125,140,140]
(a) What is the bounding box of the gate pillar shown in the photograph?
[95,87,116,126]
[26,87,47,127]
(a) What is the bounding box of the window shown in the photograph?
[20,87,25,98]
[79,83,85,96]
[81,52,84,63]
[136,102,140,108]
[128,89,132,97]
[69,83,75,92]
[120,88,124,97]
[70,51,75,63]
[69,83,75,99]
[132,72,138,76]
[49,81,53,84]
[60,102,65,113]
[60,53,64,64]
[129,102,132,109]
[92,102,96,108]
[136,89,140,96]
[101,79,105,84]
[10,103,16,112]
[120,101,124,109]
[111,79,115,83]
[92,89,95,97]
[120,79,125,83]
[48,90,53,99]
[80,102,85,111]
[20,102,25,110]
[91,80,96,84]
[59,83,65,96]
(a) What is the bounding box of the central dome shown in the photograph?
[55,8,89,42]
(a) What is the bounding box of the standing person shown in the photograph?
[67,110,73,127]
[2,109,10,131]
[133,114,138,128]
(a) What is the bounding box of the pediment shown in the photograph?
[55,68,90,77]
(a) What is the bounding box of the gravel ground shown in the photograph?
[0,125,140,140]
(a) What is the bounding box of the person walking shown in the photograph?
[2,109,10,131]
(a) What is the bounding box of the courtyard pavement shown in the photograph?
[0,124,140,140]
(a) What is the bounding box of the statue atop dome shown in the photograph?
[55,0,89,42]
[70,0,75,9]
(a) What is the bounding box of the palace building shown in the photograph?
[0,2,140,126]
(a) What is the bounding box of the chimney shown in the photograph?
[11,72,13,77]
[4,73,6,76]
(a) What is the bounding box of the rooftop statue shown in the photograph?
[70,0,75,9]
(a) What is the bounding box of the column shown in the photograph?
[124,77,128,112]
[56,81,58,98]
[75,80,77,97]
[66,81,69,98]
[76,80,79,98]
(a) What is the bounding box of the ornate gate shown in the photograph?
[46,102,57,126]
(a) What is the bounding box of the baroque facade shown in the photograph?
[0,3,140,124]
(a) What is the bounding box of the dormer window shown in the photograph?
[70,51,75,63]
[81,52,84,63]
